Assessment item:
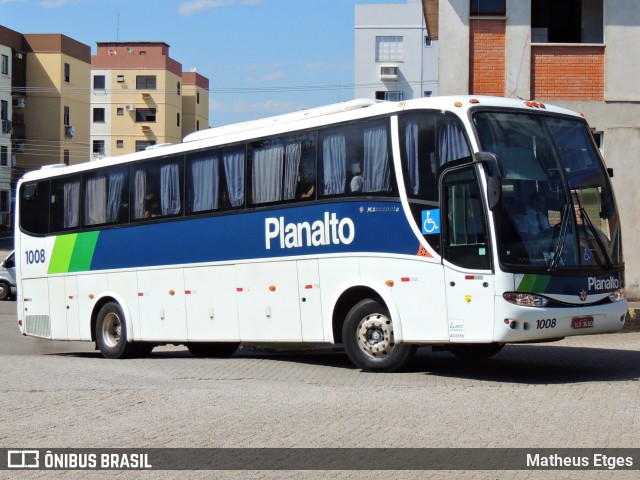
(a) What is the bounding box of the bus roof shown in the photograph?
[20,95,583,183]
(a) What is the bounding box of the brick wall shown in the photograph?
[531,45,605,100]
[469,19,505,96]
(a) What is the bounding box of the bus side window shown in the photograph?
[441,166,491,270]
[50,175,81,232]
[19,181,50,235]
[132,158,183,220]
[84,167,129,226]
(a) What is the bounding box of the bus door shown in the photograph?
[441,166,495,342]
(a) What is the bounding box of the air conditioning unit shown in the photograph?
[142,93,151,99]
[117,75,125,83]
[380,65,399,81]
[13,97,26,108]
[141,125,151,132]
[125,104,135,112]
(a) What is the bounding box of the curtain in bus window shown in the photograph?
[322,135,346,195]
[160,164,181,215]
[84,176,107,225]
[133,169,146,219]
[405,121,419,195]
[363,126,390,192]
[63,180,80,229]
[283,142,302,200]
[438,120,470,164]
[253,145,284,204]
[106,171,125,223]
[223,151,245,207]
[191,156,219,212]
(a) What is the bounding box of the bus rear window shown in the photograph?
[19,181,50,235]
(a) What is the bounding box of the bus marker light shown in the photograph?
[385,280,394,287]
[185,290,192,295]
[236,288,243,292]
[454,102,463,108]
[169,290,175,296]
[138,293,144,297]
[401,277,410,282]
[269,285,276,292]
[470,98,480,104]
[88,294,94,300]
[68,295,74,300]
[305,284,313,289]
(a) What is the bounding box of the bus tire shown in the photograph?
[342,299,412,372]
[0,281,11,301]
[447,343,504,360]
[95,302,134,359]
[187,342,239,358]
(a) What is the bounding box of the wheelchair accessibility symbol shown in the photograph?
[422,209,441,234]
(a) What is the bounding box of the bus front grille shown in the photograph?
[25,315,51,338]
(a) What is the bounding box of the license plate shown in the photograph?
[572,316,594,329]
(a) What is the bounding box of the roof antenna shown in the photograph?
[116,11,120,42]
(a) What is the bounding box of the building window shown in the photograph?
[196,92,200,104]
[376,36,404,62]
[0,100,7,121]
[135,108,156,122]
[424,91,433,97]
[470,0,506,16]
[63,106,70,126]
[136,75,156,90]
[177,82,181,96]
[117,107,124,116]
[116,140,124,148]
[196,120,200,131]
[1,55,8,75]
[64,150,70,165]
[424,36,432,47]
[64,63,70,82]
[375,91,403,101]
[177,113,181,127]
[532,0,603,43]
[0,191,7,213]
[0,145,7,166]
[93,108,105,123]
[135,140,156,151]
[93,75,106,89]
[92,140,105,156]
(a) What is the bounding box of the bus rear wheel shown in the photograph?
[96,302,136,359]
[187,342,239,358]
[342,299,412,372]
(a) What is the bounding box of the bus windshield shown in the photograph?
[473,110,622,271]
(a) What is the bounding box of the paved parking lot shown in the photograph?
[1,297,640,479]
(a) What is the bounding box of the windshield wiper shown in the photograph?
[579,207,612,269]
[548,204,570,272]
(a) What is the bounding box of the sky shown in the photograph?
[1,0,407,127]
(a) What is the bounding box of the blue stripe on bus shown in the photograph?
[89,202,421,271]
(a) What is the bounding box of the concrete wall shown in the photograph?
[604,0,640,100]
[438,0,469,95]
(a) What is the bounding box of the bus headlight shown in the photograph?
[503,292,549,307]
[608,288,626,302]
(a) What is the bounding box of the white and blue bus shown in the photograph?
[15,96,626,372]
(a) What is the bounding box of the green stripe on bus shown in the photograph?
[48,234,78,274]
[68,231,100,272]
[517,274,551,293]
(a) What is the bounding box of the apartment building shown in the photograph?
[354,0,438,101]
[0,26,91,231]
[90,42,209,158]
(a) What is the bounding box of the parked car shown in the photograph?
[0,251,16,301]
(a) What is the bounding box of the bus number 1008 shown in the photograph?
[25,249,46,265]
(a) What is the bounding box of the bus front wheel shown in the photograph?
[342,299,412,372]
[96,302,135,359]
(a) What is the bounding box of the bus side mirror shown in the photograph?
[475,152,502,211]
